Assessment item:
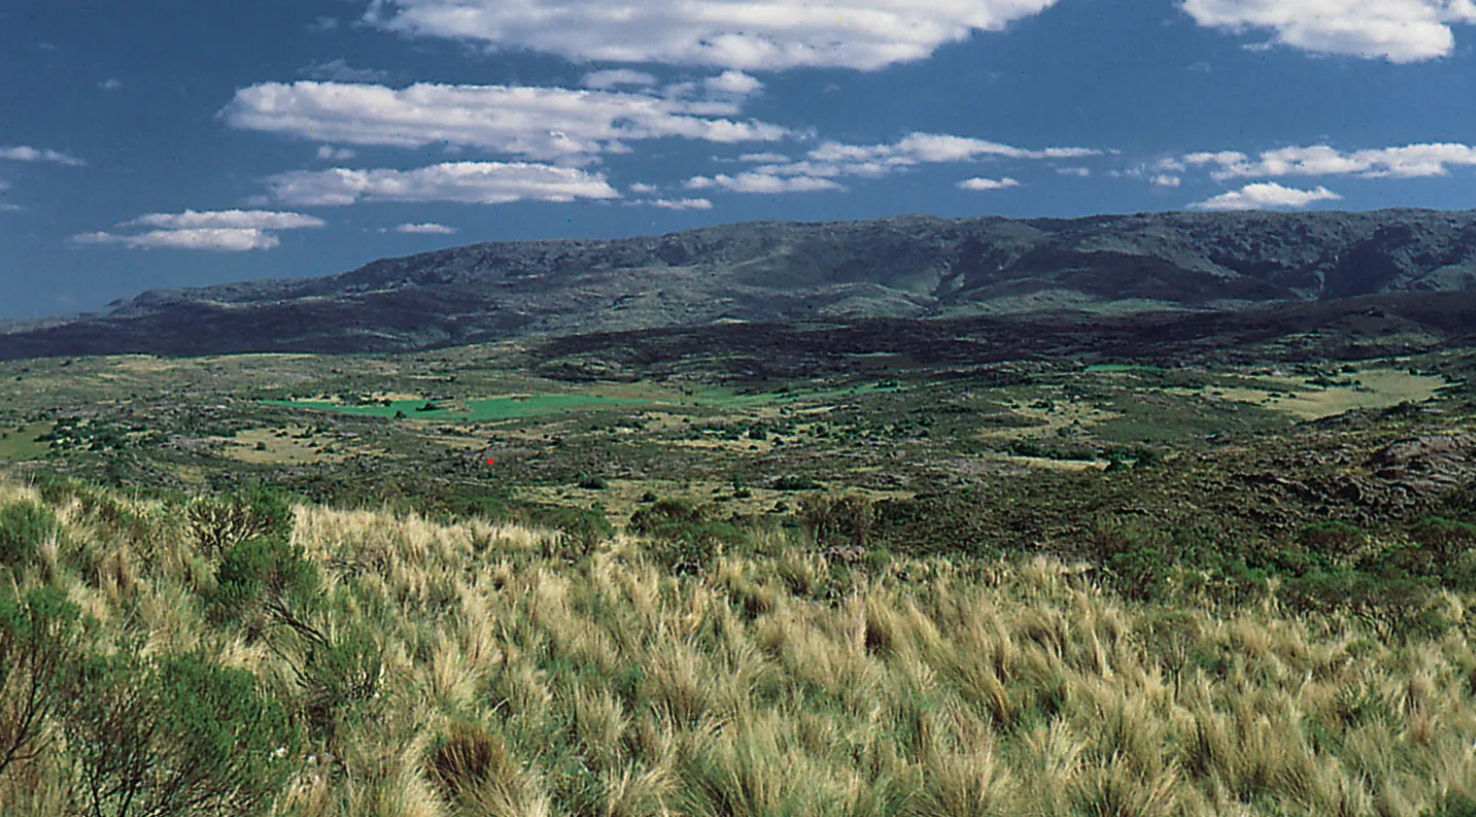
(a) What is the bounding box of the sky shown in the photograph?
[3,0,1476,320]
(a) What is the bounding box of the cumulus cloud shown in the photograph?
[221,81,790,163]
[685,172,843,193]
[363,0,1064,71]
[72,209,326,251]
[396,222,458,234]
[703,70,763,96]
[1056,166,1091,177]
[121,209,327,230]
[581,69,658,90]
[731,132,1099,186]
[299,58,392,83]
[1193,182,1343,211]
[317,145,357,161]
[0,146,84,166]
[632,197,715,210]
[956,176,1021,191]
[1187,142,1476,180]
[802,132,1097,169]
[628,182,659,194]
[73,228,285,251]
[1151,174,1182,187]
[1182,0,1476,62]
[266,161,620,206]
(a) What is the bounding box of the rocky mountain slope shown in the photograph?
[4,208,1476,358]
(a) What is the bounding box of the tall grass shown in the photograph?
[2,478,1476,816]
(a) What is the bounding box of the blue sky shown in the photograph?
[3,0,1476,319]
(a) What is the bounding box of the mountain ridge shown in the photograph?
[5,208,1476,359]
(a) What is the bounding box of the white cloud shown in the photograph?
[703,69,763,96]
[120,209,327,230]
[299,58,392,83]
[685,172,843,193]
[221,81,790,163]
[739,152,789,163]
[581,69,658,90]
[1056,166,1091,177]
[1186,142,1476,180]
[734,132,1100,187]
[73,228,284,252]
[1192,182,1343,211]
[957,176,1021,191]
[806,132,1098,168]
[1182,0,1476,62]
[73,209,324,251]
[317,145,358,161]
[396,222,458,234]
[363,0,1064,71]
[628,182,659,194]
[99,78,123,91]
[266,161,620,206]
[633,197,715,210]
[0,146,84,166]
[1151,174,1182,187]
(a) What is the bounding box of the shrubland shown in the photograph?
[3,477,1476,816]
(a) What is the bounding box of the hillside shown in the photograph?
[5,478,1476,816]
[3,208,1476,359]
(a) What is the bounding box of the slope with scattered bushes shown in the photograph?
[3,478,1476,816]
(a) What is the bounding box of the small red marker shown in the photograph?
[487,458,495,465]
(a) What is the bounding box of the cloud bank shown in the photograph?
[1193,182,1343,211]
[396,222,458,234]
[266,162,620,206]
[0,146,84,166]
[363,0,1065,71]
[1185,143,1476,180]
[73,209,325,251]
[221,81,790,163]
[1182,0,1476,62]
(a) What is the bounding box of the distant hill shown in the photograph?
[4,208,1476,359]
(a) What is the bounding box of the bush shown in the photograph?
[523,506,615,557]
[64,651,296,817]
[630,499,744,575]
[0,500,56,569]
[0,586,80,776]
[208,535,319,627]
[296,629,383,742]
[1410,516,1476,583]
[188,486,293,557]
[797,494,875,548]
[575,474,609,490]
[1298,521,1364,556]
[772,476,822,491]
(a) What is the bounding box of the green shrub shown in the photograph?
[523,506,615,556]
[629,499,704,534]
[64,651,296,817]
[575,474,609,490]
[0,500,56,568]
[630,499,744,575]
[1298,521,1364,556]
[208,535,319,626]
[188,486,293,556]
[771,476,822,491]
[797,494,875,548]
[0,585,80,776]
[296,629,383,742]
[1410,516,1476,584]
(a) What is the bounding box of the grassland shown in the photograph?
[5,478,1476,816]
[4,309,1476,815]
